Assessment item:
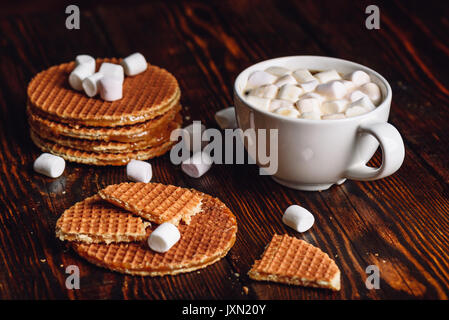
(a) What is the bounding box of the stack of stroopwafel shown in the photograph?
[27,58,182,165]
[56,183,238,276]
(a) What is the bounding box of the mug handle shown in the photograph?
[345,122,405,181]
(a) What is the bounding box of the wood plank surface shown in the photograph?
[0,0,448,299]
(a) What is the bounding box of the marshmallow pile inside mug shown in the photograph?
[243,67,382,119]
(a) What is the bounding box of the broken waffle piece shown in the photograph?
[55,195,150,244]
[248,234,341,291]
[98,182,203,226]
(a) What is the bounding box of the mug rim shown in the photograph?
[233,55,392,123]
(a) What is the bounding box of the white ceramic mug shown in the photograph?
[234,56,405,191]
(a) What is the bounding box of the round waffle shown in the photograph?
[31,130,177,166]
[27,58,180,127]
[30,113,182,153]
[27,103,181,142]
[72,194,238,276]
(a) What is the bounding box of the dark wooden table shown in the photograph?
[0,0,448,300]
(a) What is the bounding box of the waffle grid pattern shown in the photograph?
[27,58,180,126]
[249,234,340,290]
[99,183,203,225]
[56,195,149,243]
[73,194,237,276]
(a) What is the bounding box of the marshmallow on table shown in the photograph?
[322,113,346,120]
[268,99,293,112]
[246,71,277,89]
[69,63,95,91]
[314,69,341,83]
[82,72,104,97]
[99,62,125,82]
[360,82,382,105]
[126,159,152,183]
[265,66,291,77]
[99,77,123,101]
[292,69,316,83]
[148,222,181,253]
[282,205,315,233]
[274,106,300,118]
[183,121,207,152]
[249,84,278,99]
[75,54,95,70]
[320,99,349,115]
[299,79,319,93]
[296,98,321,114]
[245,95,270,111]
[181,151,212,178]
[315,80,347,99]
[274,74,297,87]
[277,84,303,102]
[345,70,370,86]
[121,52,147,76]
[33,153,65,178]
[215,107,237,129]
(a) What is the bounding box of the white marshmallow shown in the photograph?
[292,69,316,83]
[277,84,303,102]
[126,159,152,183]
[274,106,300,118]
[345,106,369,117]
[183,121,206,152]
[274,74,297,87]
[181,151,212,178]
[345,70,370,86]
[99,77,123,101]
[315,80,347,99]
[341,80,356,91]
[246,71,277,89]
[69,64,95,91]
[314,69,341,83]
[265,66,290,77]
[296,98,321,114]
[99,62,124,82]
[33,153,65,178]
[349,96,375,111]
[148,223,180,253]
[300,111,321,120]
[215,107,237,129]
[322,113,346,120]
[75,55,95,70]
[121,52,148,76]
[268,99,293,112]
[282,205,315,233]
[321,99,349,115]
[245,95,270,111]
[299,92,326,102]
[348,90,367,102]
[360,82,382,105]
[299,79,319,93]
[249,84,278,99]
[82,72,104,97]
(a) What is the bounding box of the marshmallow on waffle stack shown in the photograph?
[55,183,238,276]
[27,58,182,165]
[248,234,341,291]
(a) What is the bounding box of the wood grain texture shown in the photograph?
[0,0,448,299]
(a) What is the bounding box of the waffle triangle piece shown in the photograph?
[248,234,341,291]
[56,195,150,244]
[72,194,237,276]
[98,182,203,226]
